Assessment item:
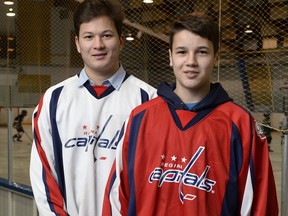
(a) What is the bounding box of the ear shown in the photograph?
[169,49,173,67]
[119,34,125,51]
[214,51,219,67]
[75,36,81,53]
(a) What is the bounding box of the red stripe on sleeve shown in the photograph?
[34,94,67,215]
[102,161,116,216]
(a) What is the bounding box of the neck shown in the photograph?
[85,65,120,85]
[174,84,210,104]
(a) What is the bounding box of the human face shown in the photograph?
[75,16,124,81]
[169,29,218,102]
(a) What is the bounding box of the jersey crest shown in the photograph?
[64,115,122,162]
[148,146,216,203]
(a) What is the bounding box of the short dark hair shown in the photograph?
[74,0,125,37]
[169,12,219,54]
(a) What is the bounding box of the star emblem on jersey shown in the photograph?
[181,157,187,163]
[171,155,177,161]
[82,124,99,135]
[160,154,188,164]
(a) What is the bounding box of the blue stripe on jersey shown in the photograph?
[220,122,243,215]
[127,111,145,216]
[140,88,149,103]
[49,86,67,204]
[42,163,56,213]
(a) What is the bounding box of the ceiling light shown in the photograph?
[143,0,153,3]
[126,33,134,41]
[244,25,253,34]
[6,8,15,17]
[4,0,14,5]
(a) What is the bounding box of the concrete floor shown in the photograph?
[0,126,285,214]
[0,125,32,186]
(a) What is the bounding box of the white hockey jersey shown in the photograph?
[30,72,156,216]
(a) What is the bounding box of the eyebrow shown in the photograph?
[174,46,210,50]
[81,29,114,35]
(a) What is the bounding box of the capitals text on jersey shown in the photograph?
[148,146,216,203]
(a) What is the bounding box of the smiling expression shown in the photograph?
[75,16,124,82]
[169,29,218,103]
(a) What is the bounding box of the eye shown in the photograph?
[197,49,208,55]
[176,50,187,55]
[102,34,113,38]
[84,35,93,40]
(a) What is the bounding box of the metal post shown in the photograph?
[281,132,288,216]
[279,77,288,216]
[7,107,13,182]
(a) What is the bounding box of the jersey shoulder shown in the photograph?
[44,75,78,95]
[216,101,256,135]
[125,75,156,93]
[36,75,78,110]
[132,96,164,116]
[217,101,251,119]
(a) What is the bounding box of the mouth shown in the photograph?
[184,70,199,78]
[92,53,107,59]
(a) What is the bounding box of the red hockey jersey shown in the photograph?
[104,82,278,216]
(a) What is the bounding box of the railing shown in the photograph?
[0,178,38,216]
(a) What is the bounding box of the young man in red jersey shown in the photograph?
[29,0,156,215]
[104,12,278,215]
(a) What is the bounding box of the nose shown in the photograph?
[93,36,104,49]
[186,51,197,66]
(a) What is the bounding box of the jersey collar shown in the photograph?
[78,65,126,91]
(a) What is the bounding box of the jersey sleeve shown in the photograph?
[103,115,133,216]
[239,117,278,215]
[30,93,68,216]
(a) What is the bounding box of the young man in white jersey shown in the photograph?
[29,0,156,215]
